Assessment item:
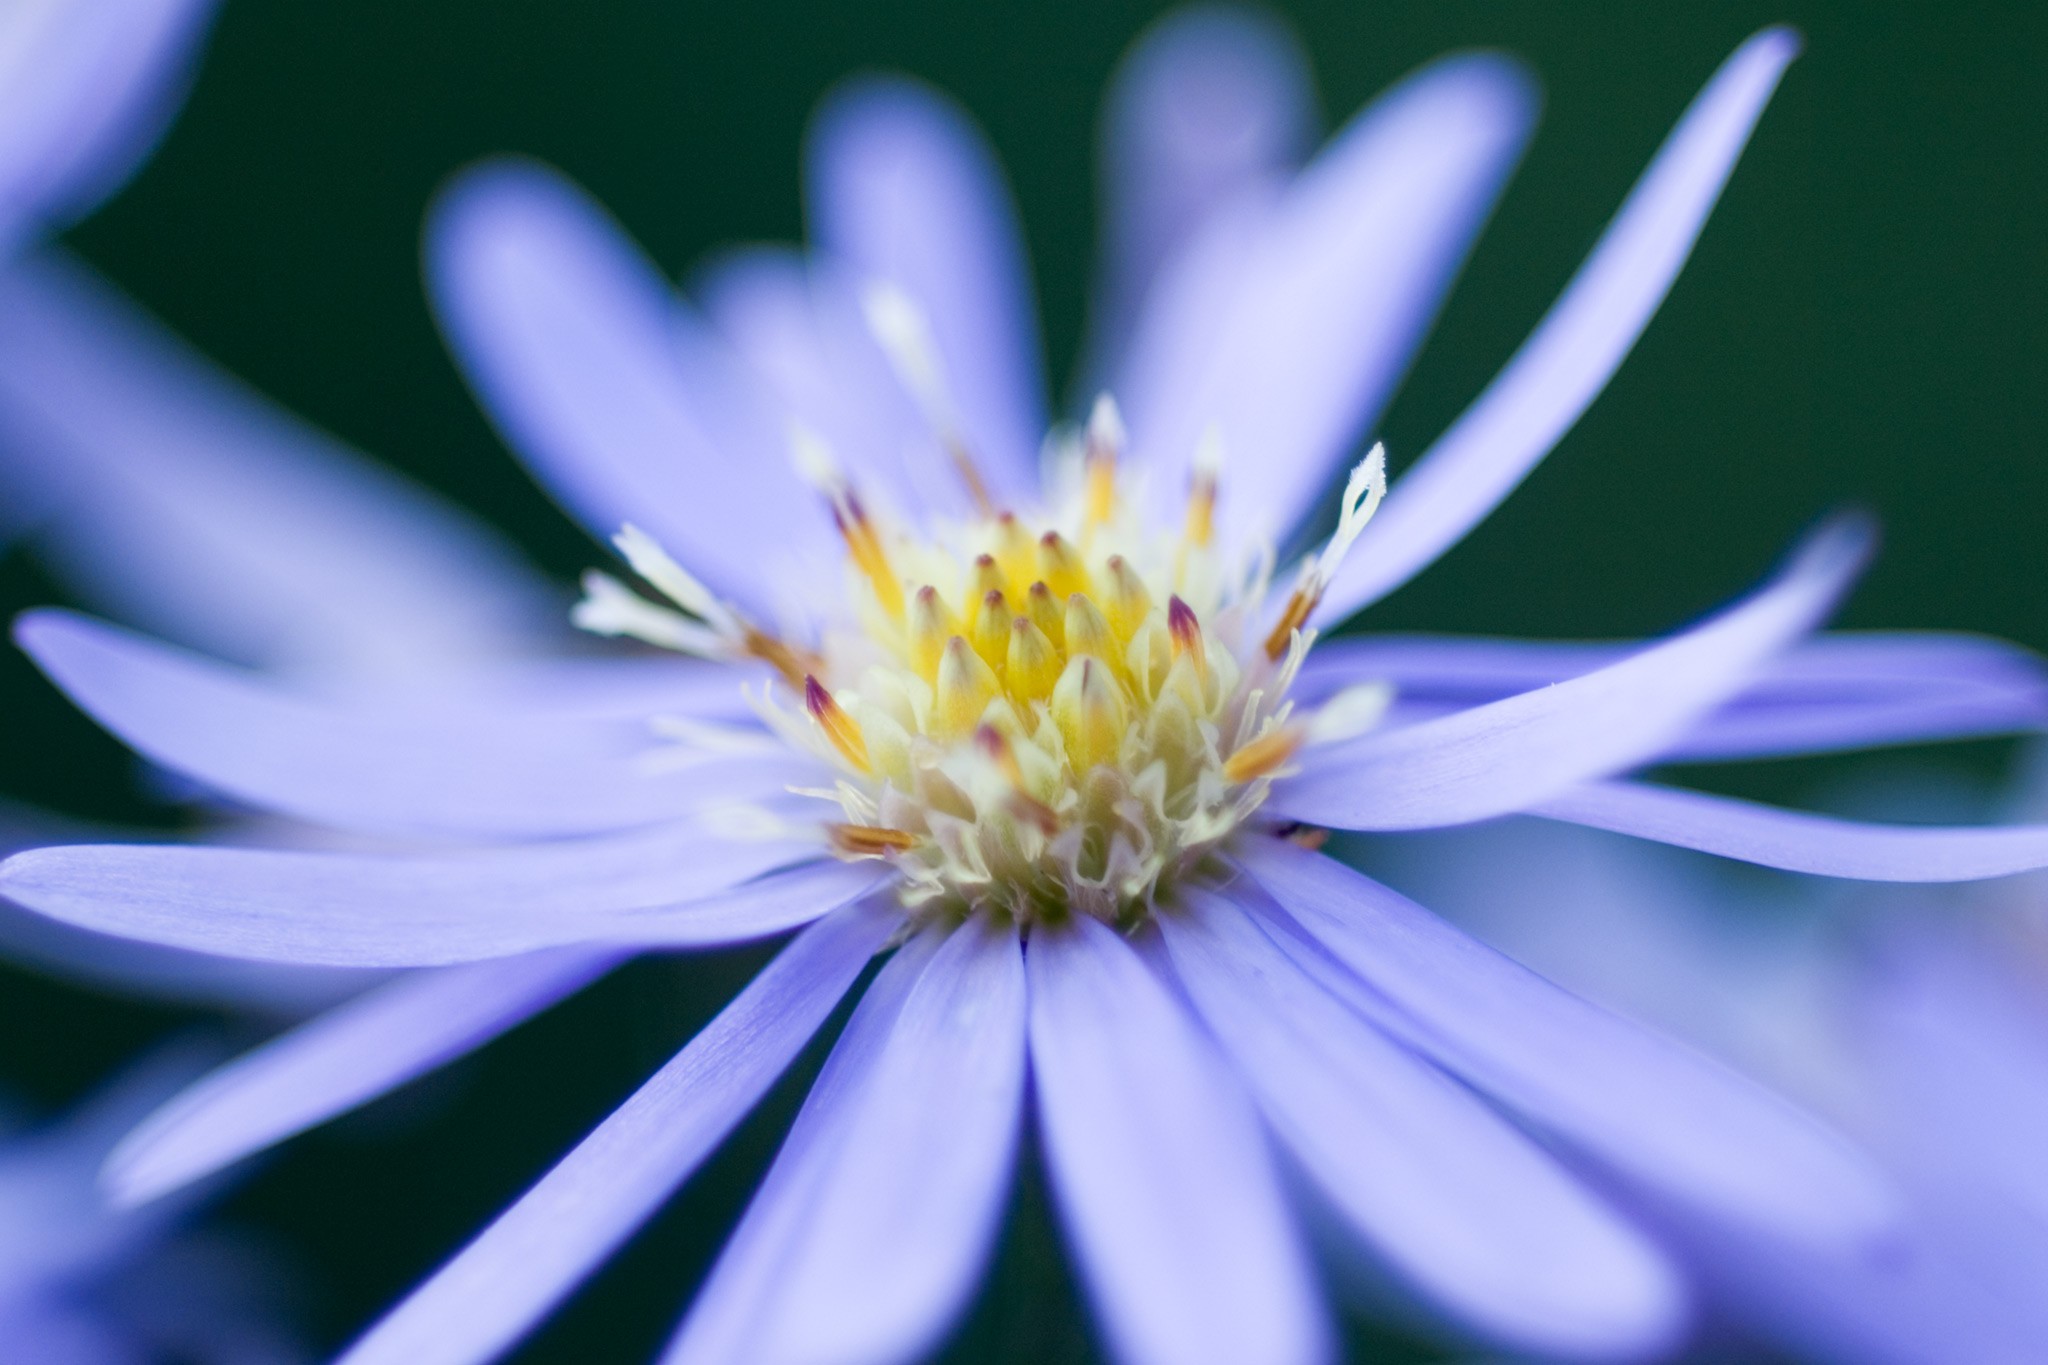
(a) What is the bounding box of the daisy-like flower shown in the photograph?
[0,1048,309,1365]
[10,12,2048,1365]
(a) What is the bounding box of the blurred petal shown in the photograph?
[17,610,819,839]
[1029,913,1329,1365]
[0,842,876,967]
[1316,28,1801,623]
[0,248,560,681]
[1272,518,1868,830]
[427,158,838,623]
[1534,781,2048,881]
[1121,52,1535,552]
[1297,629,2048,761]
[1081,4,1313,387]
[0,0,217,239]
[1163,888,1687,1358]
[1238,837,1896,1247]
[806,77,1044,494]
[665,914,1024,1365]
[106,948,623,1205]
[338,896,898,1365]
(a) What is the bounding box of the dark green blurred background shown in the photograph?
[2,1,2043,1360]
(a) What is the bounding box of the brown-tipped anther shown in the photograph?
[804,675,871,772]
[969,589,1010,674]
[994,513,1035,587]
[1007,614,1062,700]
[909,584,953,680]
[1166,595,1207,676]
[969,553,1005,602]
[934,635,1001,739]
[947,438,997,517]
[743,627,819,691]
[1222,726,1302,784]
[1260,589,1316,663]
[980,720,1060,833]
[829,823,919,857]
[1283,825,1330,851]
[1063,593,1117,669]
[1102,555,1152,640]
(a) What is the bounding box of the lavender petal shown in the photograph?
[336,896,899,1365]
[664,914,1023,1365]
[1272,517,1869,830]
[1316,28,1802,623]
[105,948,622,1206]
[1029,913,1330,1365]
[1238,837,1896,1248]
[1162,887,1686,1358]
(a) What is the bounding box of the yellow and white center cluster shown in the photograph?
[577,396,1389,928]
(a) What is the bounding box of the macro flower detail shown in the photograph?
[10,12,2048,1365]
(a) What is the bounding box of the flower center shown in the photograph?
[576,396,1389,927]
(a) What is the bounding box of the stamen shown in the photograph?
[1006,615,1062,701]
[1038,531,1089,601]
[791,428,904,621]
[1052,656,1127,773]
[1184,428,1223,550]
[968,553,1006,603]
[1222,726,1302,783]
[612,525,740,636]
[1102,556,1152,642]
[934,636,1001,740]
[1262,444,1387,661]
[1166,596,1207,679]
[1024,581,1065,649]
[993,514,1036,590]
[969,590,1010,676]
[977,724,1060,835]
[573,573,726,658]
[861,281,996,515]
[829,823,919,857]
[741,627,819,692]
[1063,594,1118,673]
[805,676,870,773]
[909,585,955,681]
[1083,394,1125,538]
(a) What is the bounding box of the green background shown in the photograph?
[2,1,2043,1359]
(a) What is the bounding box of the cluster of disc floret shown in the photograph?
[577,394,1388,927]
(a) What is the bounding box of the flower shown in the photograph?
[0,1047,309,1365]
[1370,758,2048,1362]
[8,11,2048,1365]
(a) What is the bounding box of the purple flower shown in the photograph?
[0,1048,309,1365]
[7,11,2048,1365]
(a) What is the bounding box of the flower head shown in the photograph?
[9,12,2048,1365]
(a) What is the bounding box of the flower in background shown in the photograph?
[0,1047,309,1365]
[8,10,2048,1365]
[1367,757,2048,1363]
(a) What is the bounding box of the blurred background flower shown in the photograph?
[0,2,2041,1363]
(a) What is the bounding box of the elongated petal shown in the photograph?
[1315,28,1801,623]
[665,914,1024,1365]
[1273,518,1868,830]
[0,250,560,681]
[1238,837,1895,1247]
[106,948,622,1206]
[1,840,877,967]
[1162,888,1686,1357]
[1029,913,1329,1365]
[427,159,838,620]
[0,0,216,239]
[1534,780,2048,881]
[1297,629,2048,761]
[1081,6,1312,388]
[1121,52,1535,552]
[337,896,899,1365]
[16,610,818,839]
[807,78,1043,495]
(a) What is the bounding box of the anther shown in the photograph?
[1006,615,1062,701]
[792,428,905,620]
[1052,656,1127,774]
[970,590,1010,676]
[1083,394,1125,538]
[994,514,1036,589]
[828,823,919,857]
[1037,531,1089,602]
[804,676,870,773]
[1222,726,1302,783]
[1101,556,1152,642]
[934,636,1001,740]
[1025,581,1065,650]
[1166,596,1208,679]
[909,586,955,682]
[1063,594,1119,673]
[968,553,1006,603]
[976,724,1060,835]
[1184,427,1223,550]
[1263,443,1386,660]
